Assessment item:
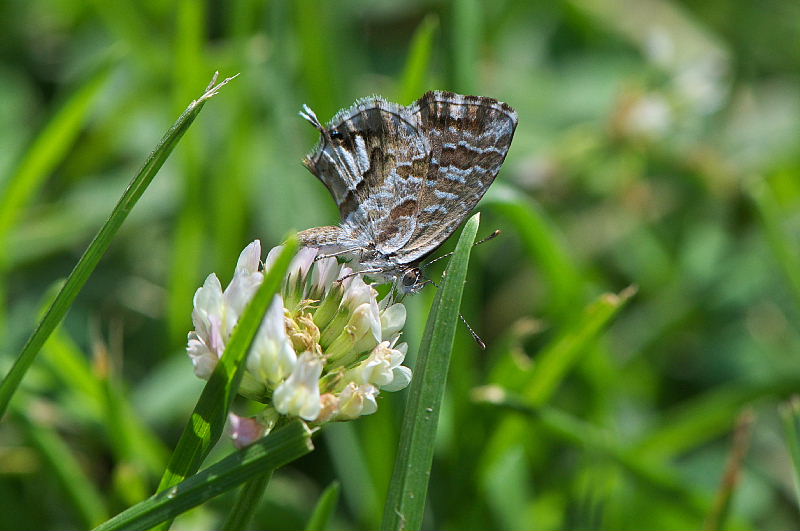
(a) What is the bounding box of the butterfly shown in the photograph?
[296,90,518,293]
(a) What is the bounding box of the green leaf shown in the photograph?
[398,15,438,105]
[523,286,637,406]
[485,192,583,315]
[305,481,341,531]
[381,213,480,531]
[221,472,273,531]
[13,398,108,528]
[93,420,314,531]
[0,74,239,420]
[0,65,110,244]
[154,236,297,527]
[451,0,480,94]
[780,398,800,509]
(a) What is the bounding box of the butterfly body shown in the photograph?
[297,91,517,292]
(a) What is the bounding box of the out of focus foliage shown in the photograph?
[1,0,800,529]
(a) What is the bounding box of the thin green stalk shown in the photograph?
[0,74,238,420]
[305,481,341,531]
[221,471,273,531]
[398,15,438,104]
[13,399,108,528]
[779,397,800,509]
[154,237,297,529]
[381,214,480,531]
[93,420,314,531]
[451,0,480,94]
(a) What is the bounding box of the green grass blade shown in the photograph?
[221,472,273,531]
[751,179,800,315]
[451,0,480,93]
[155,237,297,494]
[486,194,583,315]
[381,213,480,531]
[524,286,637,406]
[305,481,341,531]
[780,397,800,508]
[166,0,209,346]
[398,14,438,104]
[634,376,800,460]
[13,399,108,527]
[0,66,109,243]
[93,420,314,531]
[0,74,238,420]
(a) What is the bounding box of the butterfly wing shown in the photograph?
[302,97,430,254]
[394,91,518,264]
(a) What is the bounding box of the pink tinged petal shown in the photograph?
[273,352,323,421]
[247,295,297,387]
[235,240,262,275]
[192,273,224,340]
[263,245,284,272]
[289,247,318,280]
[187,331,217,379]
[229,413,266,449]
[310,256,341,298]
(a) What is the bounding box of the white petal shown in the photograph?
[247,295,297,387]
[235,240,262,274]
[272,352,322,421]
[380,303,406,340]
[383,366,412,392]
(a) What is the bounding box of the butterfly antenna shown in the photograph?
[299,104,324,131]
[421,229,502,269]
[418,276,486,349]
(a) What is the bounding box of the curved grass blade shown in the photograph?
[305,481,341,531]
[0,65,110,242]
[13,398,108,528]
[381,213,480,531]
[398,14,438,105]
[93,420,314,531]
[220,472,272,531]
[485,193,583,315]
[153,237,297,530]
[779,397,800,508]
[0,73,238,419]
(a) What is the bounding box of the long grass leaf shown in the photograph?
[0,74,238,419]
[155,236,297,496]
[0,66,109,242]
[93,420,313,531]
[398,15,438,104]
[221,471,273,531]
[381,213,480,531]
[486,194,583,315]
[779,397,800,508]
[451,0,480,93]
[305,481,341,531]
[13,399,108,527]
[524,286,637,406]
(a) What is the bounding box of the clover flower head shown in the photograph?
[187,240,412,442]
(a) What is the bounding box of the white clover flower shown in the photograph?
[244,294,297,398]
[186,240,412,437]
[336,382,379,420]
[273,352,323,421]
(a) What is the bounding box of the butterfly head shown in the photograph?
[399,266,426,294]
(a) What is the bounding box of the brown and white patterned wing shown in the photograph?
[302,97,430,253]
[395,91,518,263]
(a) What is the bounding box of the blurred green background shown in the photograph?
[2,0,800,529]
